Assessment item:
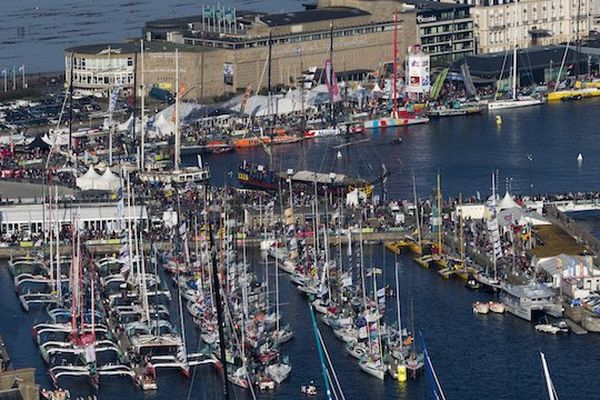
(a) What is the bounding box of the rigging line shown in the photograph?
[317,327,347,400]
[186,323,206,400]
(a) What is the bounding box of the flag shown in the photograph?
[324,59,341,102]
[341,275,352,287]
[376,287,386,298]
[108,86,122,113]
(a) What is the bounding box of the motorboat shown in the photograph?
[265,361,292,384]
[472,301,490,315]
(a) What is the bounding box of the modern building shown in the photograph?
[403,0,475,67]
[451,0,591,54]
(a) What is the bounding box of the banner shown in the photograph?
[407,45,430,94]
[324,59,341,102]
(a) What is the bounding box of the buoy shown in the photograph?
[397,365,408,382]
[577,153,583,163]
[495,115,502,125]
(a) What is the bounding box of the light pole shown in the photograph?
[1,69,6,92]
[12,66,16,90]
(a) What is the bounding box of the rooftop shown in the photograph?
[66,41,212,55]
[453,45,587,76]
[260,7,369,27]
[401,0,471,12]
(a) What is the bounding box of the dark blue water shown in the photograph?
[196,99,600,200]
[0,0,302,73]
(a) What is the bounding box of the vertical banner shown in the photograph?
[324,59,341,102]
[407,45,431,94]
[223,62,233,85]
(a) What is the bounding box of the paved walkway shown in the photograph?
[0,181,74,201]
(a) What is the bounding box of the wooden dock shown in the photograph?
[565,319,588,335]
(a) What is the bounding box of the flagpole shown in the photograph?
[108,46,113,166]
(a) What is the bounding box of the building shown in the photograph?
[452,0,591,54]
[65,1,427,99]
[0,203,148,237]
[398,0,475,67]
[0,369,39,400]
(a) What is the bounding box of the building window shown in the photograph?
[127,57,133,67]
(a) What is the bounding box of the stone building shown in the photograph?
[451,0,591,54]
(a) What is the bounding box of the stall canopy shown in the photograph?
[76,166,120,191]
[26,136,50,152]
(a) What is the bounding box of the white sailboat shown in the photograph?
[138,49,210,184]
[488,31,543,110]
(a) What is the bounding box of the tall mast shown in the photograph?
[209,224,230,400]
[329,22,336,127]
[108,46,114,166]
[459,193,465,274]
[412,174,422,251]
[174,48,181,171]
[392,11,398,118]
[140,39,146,171]
[68,53,74,151]
[437,173,442,255]
[512,20,517,101]
[394,257,402,340]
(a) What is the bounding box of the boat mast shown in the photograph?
[174,48,181,171]
[512,22,517,101]
[392,11,398,118]
[395,257,402,338]
[140,39,146,171]
[412,174,422,251]
[209,224,230,400]
[540,352,558,400]
[55,186,61,303]
[437,173,442,255]
[459,193,465,274]
[329,22,336,127]
[309,304,333,400]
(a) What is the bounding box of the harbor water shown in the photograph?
[1,0,302,73]
[2,99,600,399]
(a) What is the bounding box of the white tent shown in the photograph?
[97,168,121,191]
[117,114,134,132]
[76,166,102,191]
[498,192,520,211]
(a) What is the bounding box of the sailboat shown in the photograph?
[365,12,429,129]
[138,49,210,184]
[487,43,543,110]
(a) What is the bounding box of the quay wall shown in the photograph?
[0,230,407,260]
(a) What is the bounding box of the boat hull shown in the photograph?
[364,116,429,129]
